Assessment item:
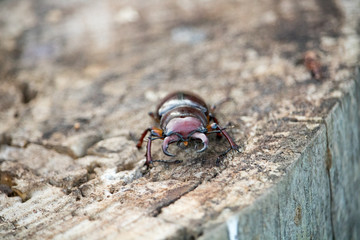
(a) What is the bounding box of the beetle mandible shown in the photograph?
[136,91,239,166]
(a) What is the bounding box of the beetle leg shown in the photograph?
[208,123,239,151]
[148,112,162,123]
[208,114,222,138]
[210,97,233,113]
[145,136,153,166]
[216,147,232,166]
[137,127,163,166]
[137,128,151,149]
[137,127,163,148]
[144,129,164,166]
[209,114,219,124]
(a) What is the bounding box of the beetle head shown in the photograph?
[162,117,208,156]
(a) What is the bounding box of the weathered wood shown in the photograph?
[0,0,359,239]
[200,75,360,239]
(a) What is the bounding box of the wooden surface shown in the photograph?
[0,0,359,239]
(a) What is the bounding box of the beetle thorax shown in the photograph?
[165,117,203,139]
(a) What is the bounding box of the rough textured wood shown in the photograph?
[200,75,360,239]
[0,0,359,239]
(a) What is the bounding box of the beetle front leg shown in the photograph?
[137,127,163,166]
[208,123,239,151]
[136,127,163,149]
[136,128,151,149]
[208,114,222,138]
[145,136,153,166]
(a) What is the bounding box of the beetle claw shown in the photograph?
[192,132,208,153]
[163,144,175,156]
[197,143,208,153]
[162,135,179,157]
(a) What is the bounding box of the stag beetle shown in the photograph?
[136,91,239,166]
